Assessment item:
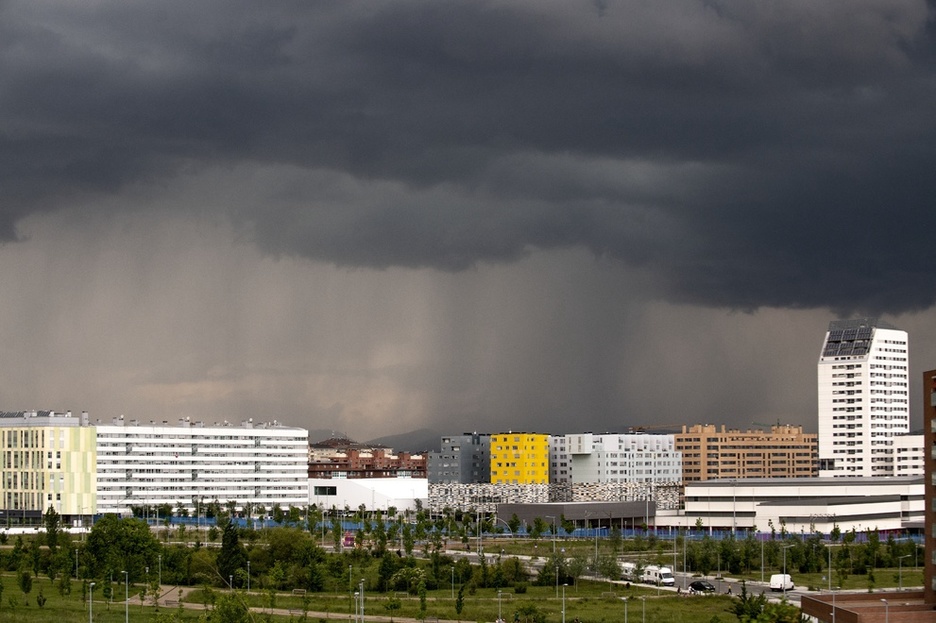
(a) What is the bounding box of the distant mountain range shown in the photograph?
[306,427,441,454]
[368,428,441,454]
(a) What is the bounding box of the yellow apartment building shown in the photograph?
[490,432,550,484]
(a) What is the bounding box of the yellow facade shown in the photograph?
[0,424,96,519]
[489,433,550,484]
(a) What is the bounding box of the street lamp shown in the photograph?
[359,579,365,621]
[122,571,128,623]
[247,560,251,592]
[451,565,454,600]
[89,582,96,623]
[561,584,567,623]
[880,598,888,623]
[623,596,628,623]
[898,554,911,591]
[831,586,838,623]
[498,590,503,622]
[761,536,765,584]
[641,595,646,623]
[354,591,360,623]
[781,544,794,598]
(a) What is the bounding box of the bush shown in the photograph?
[514,582,528,594]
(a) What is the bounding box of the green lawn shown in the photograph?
[188,580,736,623]
[0,576,738,623]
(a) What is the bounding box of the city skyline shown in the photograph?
[2,2,936,439]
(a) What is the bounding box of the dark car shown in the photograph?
[689,580,716,594]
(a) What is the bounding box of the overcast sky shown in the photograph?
[2,1,935,440]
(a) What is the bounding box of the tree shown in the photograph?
[18,570,32,605]
[43,506,62,550]
[385,596,402,622]
[508,514,522,536]
[85,515,161,582]
[455,584,465,614]
[216,521,248,588]
[213,592,250,623]
[731,580,767,622]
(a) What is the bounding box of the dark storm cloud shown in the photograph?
[2,0,935,312]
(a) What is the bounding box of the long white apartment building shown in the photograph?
[561,433,682,484]
[817,318,910,477]
[0,410,309,525]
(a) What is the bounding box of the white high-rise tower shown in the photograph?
[817,318,909,477]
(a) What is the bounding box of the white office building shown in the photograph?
[0,410,309,523]
[656,476,924,534]
[817,318,909,478]
[893,434,925,477]
[564,433,682,484]
[96,416,309,515]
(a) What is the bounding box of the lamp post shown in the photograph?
[594,515,599,573]
[247,560,251,593]
[354,591,360,623]
[122,571,128,623]
[761,535,765,584]
[498,590,503,622]
[158,554,162,593]
[880,598,888,623]
[781,544,794,598]
[899,554,910,591]
[451,565,454,600]
[359,579,365,622]
[89,582,95,623]
[641,595,646,623]
[561,584,566,623]
[623,596,628,623]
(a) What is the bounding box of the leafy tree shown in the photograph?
[44,506,62,550]
[216,521,248,587]
[560,515,575,535]
[565,555,587,587]
[508,514,522,536]
[385,596,402,622]
[272,503,286,524]
[731,580,767,622]
[85,515,161,582]
[331,513,343,550]
[18,570,32,604]
[455,584,465,614]
[213,592,250,623]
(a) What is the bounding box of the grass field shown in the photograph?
[0,575,738,623]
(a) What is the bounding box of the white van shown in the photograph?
[642,565,675,586]
[769,574,794,592]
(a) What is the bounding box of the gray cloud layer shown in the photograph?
[3,0,935,314]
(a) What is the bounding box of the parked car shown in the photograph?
[689,580,716,594]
